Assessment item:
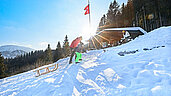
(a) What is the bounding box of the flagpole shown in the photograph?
[88,0,91,50]
[88,0,91,27]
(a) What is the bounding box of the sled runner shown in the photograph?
[33,63,58,77]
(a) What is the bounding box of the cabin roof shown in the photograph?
[97,27,147,35]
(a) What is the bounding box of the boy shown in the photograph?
[69,36,82,64]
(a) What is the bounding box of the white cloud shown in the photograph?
[39,42,49,50]
[40,41,49,47]
[24,44,33,48]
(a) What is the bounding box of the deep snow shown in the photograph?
[0,26,171,96]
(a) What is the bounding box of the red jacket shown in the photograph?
[70,37,82,48]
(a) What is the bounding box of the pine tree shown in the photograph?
[106,0,120,25]
[121,3,125,27]
[0,52,6,78]
[45,44,53,64]
[99,14,107,27]
[126,0,134,26]
[57,41,62,50]
[54,41,64,62]
[63,35,71,57]
[35,50,45,68]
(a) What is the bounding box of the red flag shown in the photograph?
[84,4,89,15]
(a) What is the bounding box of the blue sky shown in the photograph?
[0,0,127,50]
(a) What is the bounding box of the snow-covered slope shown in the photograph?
[0,45,34,58]
[0,26,171,96]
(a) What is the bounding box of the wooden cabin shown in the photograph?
[89,27,147,49]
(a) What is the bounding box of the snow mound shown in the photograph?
[0,26,171,96]
[116,26,171,51]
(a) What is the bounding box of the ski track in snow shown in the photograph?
[0,26,171,96]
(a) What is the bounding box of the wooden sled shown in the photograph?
[33,63,58,77]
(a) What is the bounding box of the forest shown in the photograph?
[0,35,71,79]
[98,0,171,32]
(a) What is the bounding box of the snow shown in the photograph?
[151,86,162,92]
[44,78,55,83]
[104,27,147,34]
[0,45,34,58]
[0,26,171,96]
[97,27,147,35]
[117,84,126,89]
[0,45,34,52]
[72,86,80,96]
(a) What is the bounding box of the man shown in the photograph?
[69,36,82,64]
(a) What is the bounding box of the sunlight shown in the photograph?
[80,24,96,44]
[91,37,97,49]
[93,36,103,47]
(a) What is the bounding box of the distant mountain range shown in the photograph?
[0,45,35,58]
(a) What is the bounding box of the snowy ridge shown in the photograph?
[0,50,27,58]
[0,45,34,52]
[0,45,34,58]
[0,26,171,96]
